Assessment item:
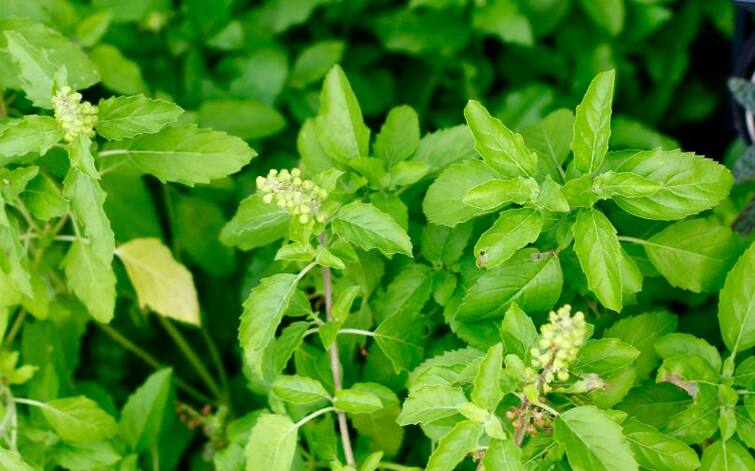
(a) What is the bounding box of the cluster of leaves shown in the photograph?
[0,1,753,471]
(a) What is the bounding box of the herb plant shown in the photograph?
[0,2,754,471]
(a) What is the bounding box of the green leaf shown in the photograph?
[420,222,474,267]
[605,311,678,379]
[522,108,573,182]
[0,447,37,471]
[244,414,298,471]
[463,177,538,211]
[96,95,184,141]
[3,25,99,107]
[423,159,501,227]
[457,249,562,320]
[592,171,660,200]
[119,369,173,453]
[640,219,742,293]
[116,238,200,325]
[89,44,147,95]
[607,149,733,220]
[335,389,384,414]
[472,0,533,46]
[62,240,115,323]
[572,70,615,174]
[717,242,755,355]
[397,385,467,425]
[622,418,699,471]
[272,375,330,404]
[577,0,624,35]
[425,420,482,471]
[499,303,538,358]
[198,99,286,140]
[332,201,413,257]
[573,208,623,311]
[220,194,290,250]
[654,333,722,373]
[573,339,639,376]
[554,405,638,471]
[657,356,719,397]
[410,125,477,175]
[289,40,345,88]
[474,207,544,268]
[374,105,420,166]
[0,116,64,159]
[463,100,537,178]
[700,439,755,471]
[115,125,256,185]
[314,65,370,162]
[63,168,114,264]
[482,439,524,470]
[75,11,112,47]
[239,274,299,376]
[23,172,68,221]
[374,311,425,372]
[54,441,121,471]
[471,343,503,411]
[41,396,117,443]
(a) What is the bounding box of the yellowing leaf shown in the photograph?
[116,238,200,325]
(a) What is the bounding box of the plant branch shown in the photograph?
[97,323,214,404]
[319,232,355,467]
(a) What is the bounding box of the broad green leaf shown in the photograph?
[220,194,290,250]
[62,240,115,323]
[407,348,485,391]
[471,343,503,411]
[334,389,383,414]
[76,11,112,47]
[63,168,114,264]
[3,25,99,107]
[535,175,569,212]
[410,125,477,175]
[198,99,286,140]
[0,116,64,159]
[622,418,699,471]
[663,387,719,444]
[314,65,370,162]
[244,414,298,471]
[717,242,755,355]
[0,214,31,296]
[54,441,121,471]
[472,0,532,45]
[554,406,638,471]
[474,207,544,268]
[289,40,344,88]
[67,135,98,179]
[657,356,719,397]
[654,333,722,373]
[463,177,538,211]
[482,439,524,470]
[374,105,420,166]
[617,384,692,430]
[605,311,678,379]
[116,238,200,325]
[592,171,660,200]
[239,274,299,376]
[641,219,742,293]
[522,108,573,182]
[464,100,537,178]
[608,149,733,220]
[572,69,615,174]
[377,263,433,321]
[115,125,256,185]
[500,303,537,358]
[573,208,623,311]
[374,311,424,372]
[457,249,562,320]
[41,396,117,443]
[0,447,37,470]
[272,375,330,404]
[577,0,624,35]
[397,384,467,425]
[389,160,428,187]
[22,174,68,221]
[573,339,639,376]
[423,159,500,227]
[96,95,184,141]
[119,369,173,453]
[700,439,755,471]
[425,420,482,471]
[420,222,474,267]
[332,201,413,257]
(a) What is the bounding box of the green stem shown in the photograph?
[338,328,375,338]
[617,235,649,246]
[200,327,232,410]
[294,406,336,429]
[156,316,223,402]
[97,323,214,404]
[3,308,27,349]
[97,149,129,158]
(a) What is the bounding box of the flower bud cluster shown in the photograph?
[256,168,327,224]
[506,405,551,437]
[52,86,98,142]
[529,304,586,387]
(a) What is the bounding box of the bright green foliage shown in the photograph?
[0,2,751,470]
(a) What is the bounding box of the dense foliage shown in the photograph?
[0,0,754,470]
